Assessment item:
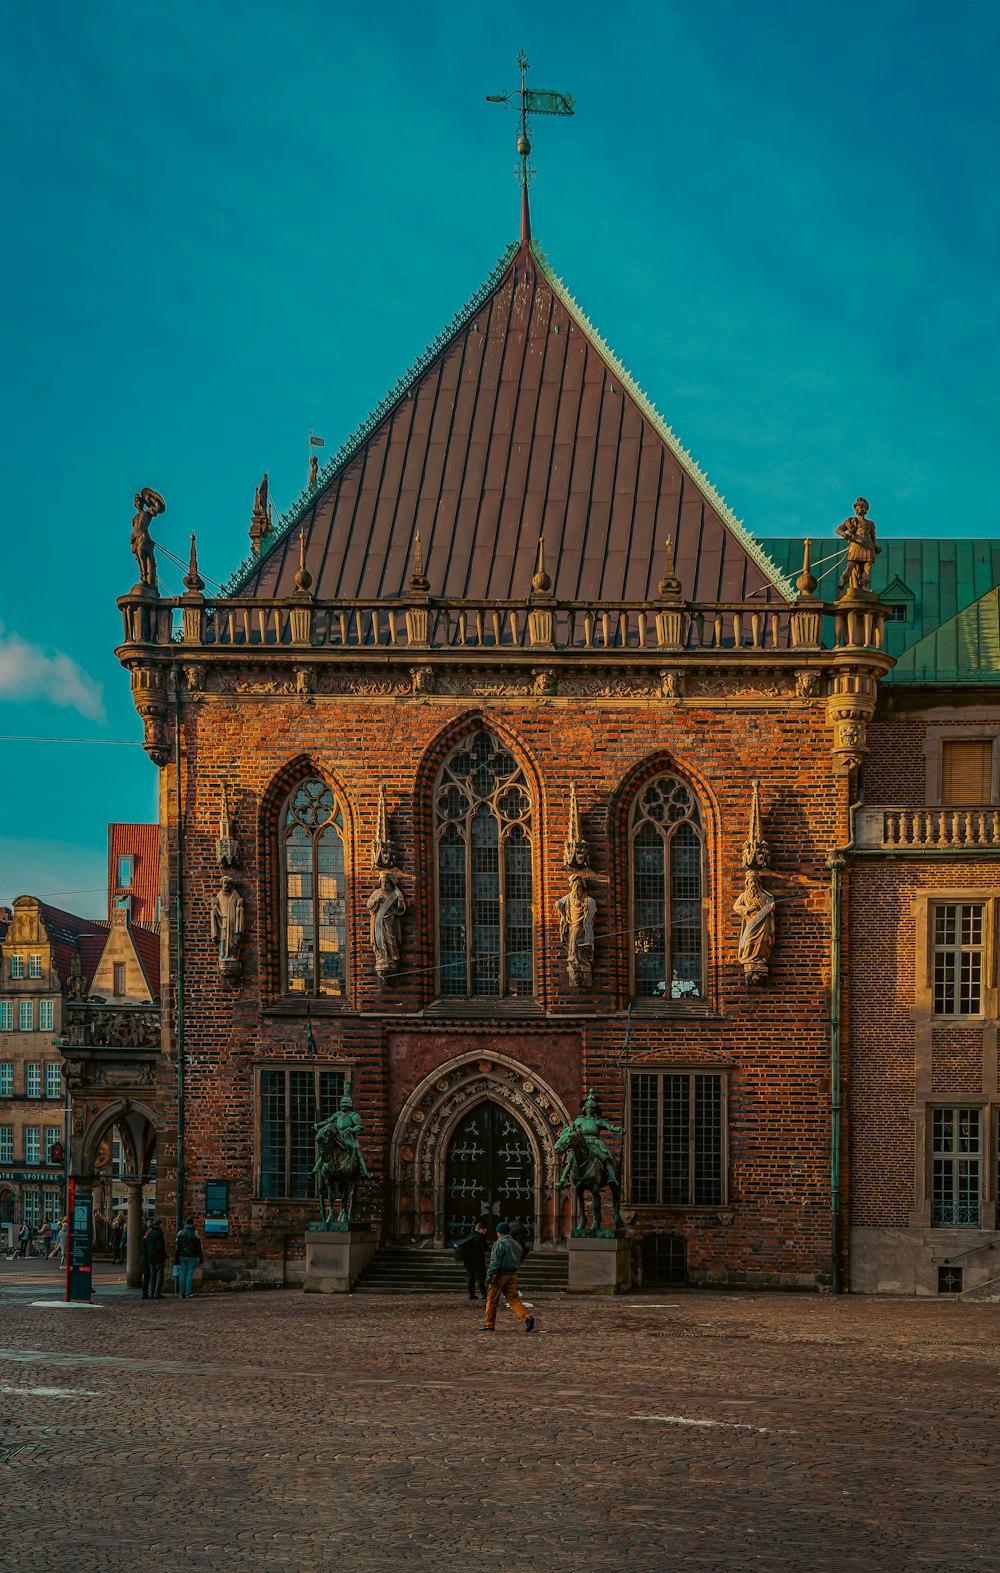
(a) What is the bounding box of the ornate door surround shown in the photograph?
[390,1050,571,1247]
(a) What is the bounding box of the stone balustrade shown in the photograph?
[858,808,1000,851]
[117,592,887,656]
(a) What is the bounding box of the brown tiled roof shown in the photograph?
[107,823,161,926]
[234,241,792,606]
[129,923,161,999]
[37,904,108,990]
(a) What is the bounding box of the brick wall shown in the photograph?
[156,688,849,1287]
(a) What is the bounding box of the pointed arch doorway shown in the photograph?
[444,1100,535,1244]
[390,1050,574,1247]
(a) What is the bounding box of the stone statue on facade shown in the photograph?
[210,875,245,983]
[367,873,405,979]
[556,874,596,989]
[557,784,597,989]
[836,496,881,596]
[734,871,776,984]
[130,488,165,591]
[313,1092,368,1227]
[555,1089,623,1234]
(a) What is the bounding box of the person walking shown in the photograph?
[142,1219,167,1299]
[173,1217,204,1298]
[56,1216,68,1267]
[480,1220,534,1334]
[454,1219,490,1302]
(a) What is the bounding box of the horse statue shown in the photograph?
[555,1090,623,1235]
[313,1096,367,1228]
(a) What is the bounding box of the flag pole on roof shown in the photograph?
[486,51,574,246]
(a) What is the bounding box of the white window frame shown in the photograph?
[25,1063,42,1099]
[24,1127,41,1164]
[0,1062,12,1097]
[0,1127,13,1163]
[0,1002,12,1031]
[44,1127,61,1162]
[44,1062,61,1099]
[38,1000,54,1033]
[10,956,23,979]
[27,953,42,979]
[18,1000,34,1033]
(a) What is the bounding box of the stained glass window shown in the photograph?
[434,730,534,998]
[281,778,347,998]
[630,775,704,1000]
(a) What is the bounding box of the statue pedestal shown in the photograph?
[303,1224,376,1294]
[567,1232,631,1294]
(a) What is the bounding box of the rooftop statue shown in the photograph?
[836,497,881,596]
[130,488,165,591]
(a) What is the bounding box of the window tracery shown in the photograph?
[630,774,705,1000]
[281,778,347,997]
[434,730,533,998]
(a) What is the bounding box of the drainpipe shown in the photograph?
[827,785,862,1295]
[173,674,186,1238]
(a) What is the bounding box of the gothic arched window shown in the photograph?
[281,778,348,998]
[434,730,533,998]
[630,774,704,1001]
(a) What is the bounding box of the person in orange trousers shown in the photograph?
[480,1220,535,1333]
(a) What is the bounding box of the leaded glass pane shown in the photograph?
[260,1070,286,1198]
[633,822,665,998]
[629,1073,659,1203]
[504,826,533,996]
[282,779,348,998]
[439,825,467,996]
[471,805,501,996]
[289,1070,317,1198]
[670,823,702,997]
[694,1075,722,1204]
[662,1075,689,1204]
[434,729,533,998]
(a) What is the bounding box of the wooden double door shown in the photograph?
[443,1100,535,1244]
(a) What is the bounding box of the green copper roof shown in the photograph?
[762,537,1000,679]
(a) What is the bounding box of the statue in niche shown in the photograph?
[836,496,881,595]
[130,488,165,590]
[734,871,776,984]
[556,873,597,989]
[210,875,245,983]
[367,873,405,979]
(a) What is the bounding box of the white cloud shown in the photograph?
[0,621,106,722]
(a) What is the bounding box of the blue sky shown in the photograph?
[1,1,997,916]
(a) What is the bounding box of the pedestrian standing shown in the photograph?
[142,1219,167,1299]
[56,1216,68,1266]
[173,1217,204,1298]
[480,1220,535,1334]
[110,1215,125,1265]
[454,1219,490,1302]
[18,1222,31,1258]
[38,1220,53,1259]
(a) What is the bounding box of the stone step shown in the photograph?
[958,1274,1000,1302]
[355,1248,568,1295]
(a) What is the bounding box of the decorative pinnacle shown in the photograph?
[657,536,682,599]
[796,537,818,596]
[486,51,574,245]
[742,779,771,870]
[294,530,313,593]
[409,531,430,593]
[532,535,552,594]
[183,533,205,593]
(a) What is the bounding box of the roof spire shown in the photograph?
[409,531,430,593]
[486,51,574,245]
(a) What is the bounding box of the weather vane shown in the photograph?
[487,51,574,241]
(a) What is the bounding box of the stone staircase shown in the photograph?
[959,1275,1000,1302]
[354,1247,569,1295]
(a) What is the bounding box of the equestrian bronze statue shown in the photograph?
[555,1089,623,1234]
[313,1093,368,1228]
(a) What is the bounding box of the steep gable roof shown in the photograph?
[231,240,793,605]
[891,585,1000,686]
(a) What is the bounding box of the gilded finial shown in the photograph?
[409,532,430,593]
[294,530,313,594]
[657,536,682,599]
[183,533,205,593]
[531,535,552,595]
[796,537,818,596]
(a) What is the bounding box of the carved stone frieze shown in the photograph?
[795,669,822,700]
[660,668,685,700]
[411,666,435,695]
[62,1004,162,1049]
[692,674,789,699]
[433,672,532,698]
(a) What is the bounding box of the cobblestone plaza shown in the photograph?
[0,1273,996,1571]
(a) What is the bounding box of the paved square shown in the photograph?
[0,1278,996,1571]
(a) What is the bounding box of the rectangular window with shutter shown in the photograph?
[941,740,993,805]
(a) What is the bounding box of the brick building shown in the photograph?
[114,219,901,1290]
[108,822,162,926]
